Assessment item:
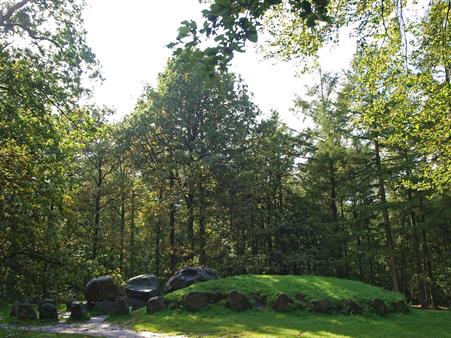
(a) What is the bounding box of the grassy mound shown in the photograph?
[164,274,405,304]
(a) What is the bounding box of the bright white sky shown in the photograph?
[83,0,355,130]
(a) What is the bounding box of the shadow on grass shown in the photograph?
[116,306,451,338]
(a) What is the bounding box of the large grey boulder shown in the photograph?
[184,292,209,311]
[147,296,166,314]
[39,303,58,320]
[368,298,388,316]
[17,303,37,320]
[70,301,88,320]
[126,274,160,301]
[272,293,294,312]
[84,275,120,303]
[227,291,250,311]
[165,266,217,293]
[110,296,130,316]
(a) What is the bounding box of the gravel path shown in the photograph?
[1,314,186,338]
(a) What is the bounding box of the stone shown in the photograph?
[227,291,250,311]
[342,299,364,315]
[10,301,19,317]
[84,275,120,303]
[272,293,294,312]
[17,303,37,320]
[310,299,334,314]
[70,301,88,320]
[92,300,114,314]
[127,296,147,311]
[39,303,58,320]
[110,296,130,316]
[208,292,226,304]
[146,296,166,314]
[126,274,160,301]
[38,299,56,306]
[391,300,410,313]
[368,298,388,316]
[184,292,209,311]
[164,266,217,293]
[295,293,306,302]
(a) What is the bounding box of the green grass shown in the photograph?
[112,306,451,337]
[164,275,405,303]
[0,328,93,337]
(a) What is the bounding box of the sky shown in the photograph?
[83,0,356,130]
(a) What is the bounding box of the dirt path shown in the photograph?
[2,314,186,338]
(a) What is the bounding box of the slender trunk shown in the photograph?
[169,177,176,273]
[129,189,136,275]
[374,139,399,292]
[186,180,195,254]
[329,160,344,278]
[419,198,436,307]
[408,190,426,307]
[92,194,101,259]
[199,175,206,266]
[155,187,163,276]
[119,192,126,274]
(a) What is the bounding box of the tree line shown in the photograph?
[0,0,449,308]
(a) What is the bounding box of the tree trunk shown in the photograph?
[408,190,426,307]
[129,189,136,275]
[199,175,206,266]
[92,187,101,259]
[374,139,399,292]
[186,180,195,255]
[169,176,176,273]
[119,192,126,274]
[155,187,163,276]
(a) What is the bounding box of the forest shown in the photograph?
[0,0,450,317]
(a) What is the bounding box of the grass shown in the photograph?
[112,306,451,337]
[0,328,94,337]
[164,275,405,303]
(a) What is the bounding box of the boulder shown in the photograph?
[342,299,364,315]
[184,292,209,311]
[146,296,166,314]
[127,296,147,311]
[84,275,120,303]
[38,299,56,306]
[10,301,19,317]
[110,296,130,316]
[368,298,388,316]
[164,266,217,293]
[39,303,58,320]
[310,299,334,314]
[126,274,160,301]
[70,301,88,320]
[227,291,250,311]
[391,300,410,313]
[17,303,37,320]
[295,293,307,302]
[92,300,114,314]
[272,293,294,312]
[208,292,226,304]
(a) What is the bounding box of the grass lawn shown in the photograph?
[164,275,405,304]
[112,306,451,337]
[0,328,94,338]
